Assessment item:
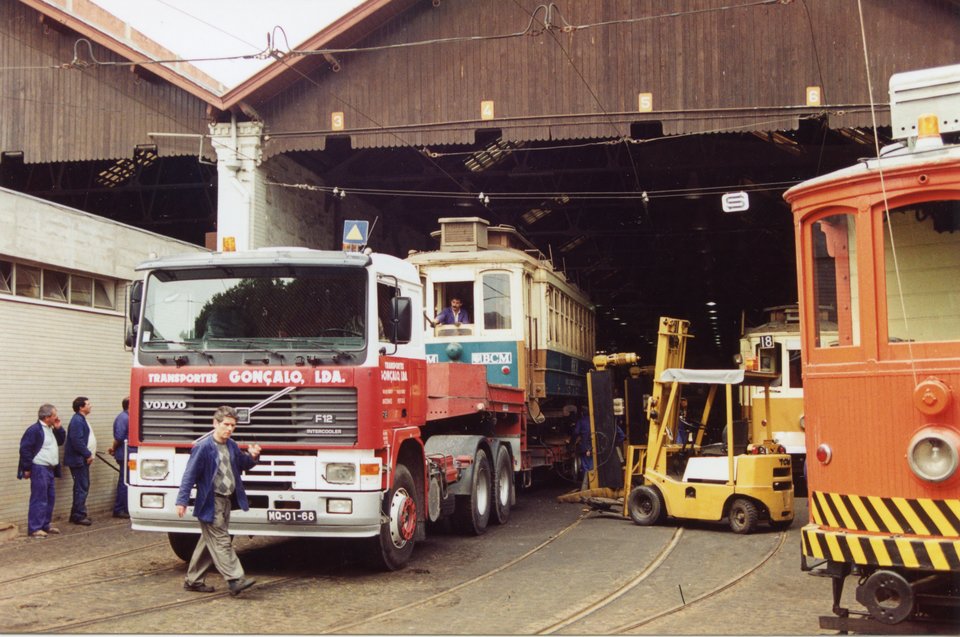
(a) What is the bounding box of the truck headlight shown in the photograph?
[140,459,170,480]
[908,428,959,483]
[325,463,356,484]
[141,493,164,508]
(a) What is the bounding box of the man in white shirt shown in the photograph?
[17,404,66,538]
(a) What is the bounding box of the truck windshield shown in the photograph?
[139,266,367,352]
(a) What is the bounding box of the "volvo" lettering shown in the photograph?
[143,400,187,410]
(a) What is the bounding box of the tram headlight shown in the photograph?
[907,427,960,483]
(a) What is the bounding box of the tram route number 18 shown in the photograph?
[759,335,774,348]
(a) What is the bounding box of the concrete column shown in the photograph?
[209,119,263,251]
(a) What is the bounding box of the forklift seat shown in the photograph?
[722,419,749,455]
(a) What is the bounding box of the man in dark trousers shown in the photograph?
[64,396,95,526]
[176,405,261,595]
[106,396,130,519]
[18,404,66,539]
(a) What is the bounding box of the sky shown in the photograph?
[89,0,365,87]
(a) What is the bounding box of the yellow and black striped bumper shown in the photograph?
[803,491,960,571]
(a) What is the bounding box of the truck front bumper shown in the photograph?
[129,486,384,538]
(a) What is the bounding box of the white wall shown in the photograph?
[0,188,205,534]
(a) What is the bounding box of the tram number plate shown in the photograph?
[267,510,317,524]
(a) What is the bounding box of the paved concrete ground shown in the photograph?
[0,483,847,635]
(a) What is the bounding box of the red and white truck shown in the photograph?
[124,245,572,569]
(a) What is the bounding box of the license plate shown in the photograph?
[266,510,317,524]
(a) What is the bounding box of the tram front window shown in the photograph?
[884,201,960,343]
[430,282,474,336]
[482,271,512,330]
[811,213,860,348]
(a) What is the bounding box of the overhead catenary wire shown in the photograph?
[0,0,789,73]
[265,177,802,202]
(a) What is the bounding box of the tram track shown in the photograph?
[317,515,788,636]
[0,541,167,588]
[320,513,591,634]
[27,575,301,634]
[597,529,788,635]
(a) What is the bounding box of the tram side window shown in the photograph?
[482,271,511,330]
[884,201,960,343]
[811,213,860,347]
[788,349,802,388]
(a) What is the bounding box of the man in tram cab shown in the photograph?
[426,296,470,327]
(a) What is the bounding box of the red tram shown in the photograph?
[785,64,960,631]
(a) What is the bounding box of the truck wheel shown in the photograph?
[729,498,759,534]
[168,532,199,562]
[452,449,492,535]
[367,464,418,571]
[493,445,514,525]
[627,485,663,526]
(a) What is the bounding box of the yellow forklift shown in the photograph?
[623,317,795,533]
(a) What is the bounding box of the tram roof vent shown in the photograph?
[436,217,489,252]
[889,63,960,140]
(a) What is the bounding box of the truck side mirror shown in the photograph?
[390,296,412,343]
[129,280,143,324]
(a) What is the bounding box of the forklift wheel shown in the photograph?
[627,485,663,526]
[728,497,759,534]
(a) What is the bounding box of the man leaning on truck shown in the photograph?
[176,405,261,596]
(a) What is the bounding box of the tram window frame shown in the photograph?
[807,210,861,353]
[430,281,475,335]
[788,349,803,389]
[480,270,512,331]
[879,199,960,350]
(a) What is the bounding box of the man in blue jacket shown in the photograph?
[176,405,261,595]
[18,404,66,538]
[106,397,129,519]
[64,396,95,526]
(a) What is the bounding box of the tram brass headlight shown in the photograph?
[140,459,170,480]
[907,427,960,483]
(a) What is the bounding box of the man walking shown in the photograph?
[18,404,66,539]
[176,406,261,596]
[107,397,130,519]
[64,396,95,526]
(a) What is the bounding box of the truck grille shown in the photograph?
[140,386,358,445]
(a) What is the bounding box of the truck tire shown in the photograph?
[367,464,418,571]
[168,532,199,562]
[492,445,514,525]
[627,485,663,526]
[452,449,492,535]
[728,497,759,534]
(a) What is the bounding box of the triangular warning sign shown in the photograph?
[345,224,364,241]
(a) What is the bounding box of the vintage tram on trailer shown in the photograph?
[407,217,596,482]
[785,64,960,631]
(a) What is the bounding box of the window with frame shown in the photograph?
[0,260,12,294]
[810,213,860,348]
[0,258,119,311]
[482,271,512,330]
[883,201,960,343]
